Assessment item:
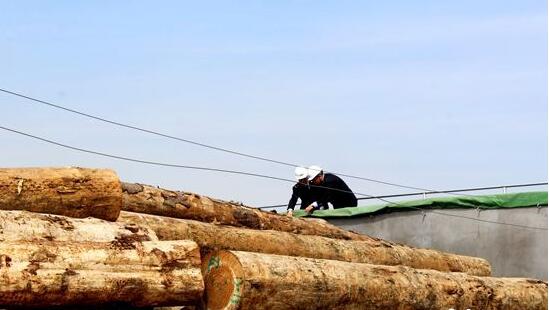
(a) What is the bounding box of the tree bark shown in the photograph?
[0,240,203,308]
[121,182,375,241]
[0,167,122,221]
[0,210,157,242]
[202,250,547,310]
[119,212,491,276]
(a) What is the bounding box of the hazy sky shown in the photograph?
[1,1,547,207]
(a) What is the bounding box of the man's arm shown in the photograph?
[286,189,299,217]
[287,186,299,213]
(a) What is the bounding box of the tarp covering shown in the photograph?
[293,191,548,218]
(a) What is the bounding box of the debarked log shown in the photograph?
[0,240,203,308]
[0,210,158,242]
[119,212,491,276]
[0,167,122,221]
[202,250,547,310]
[121,182,373,242]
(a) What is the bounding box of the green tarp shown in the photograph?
[293,191,548,218]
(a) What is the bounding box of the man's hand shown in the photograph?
[305,202,319,213]
[286,210,293,217]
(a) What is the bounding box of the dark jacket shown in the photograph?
[287,183,314,210]
[315,173,357,209]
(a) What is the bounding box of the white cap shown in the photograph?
[294,166,309,180]
[307,165,323,180]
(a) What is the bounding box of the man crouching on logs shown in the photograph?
[286,166,317,217]
[307,165,358,210]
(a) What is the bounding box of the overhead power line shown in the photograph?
[0,87,468,194]
[0,125,391,203]
[424,209,548,231]
[1,125,546,231]
[0,88,296,166]
[0,126,291,182]
[260,182,548,208]
[354,183,548,200]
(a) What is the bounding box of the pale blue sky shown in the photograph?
[1,1,547,207]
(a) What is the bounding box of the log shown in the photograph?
[0,167,122,221]
[0,210,158,242]
[119,212,491,276]
[0,240,203,308]
[121,182,375,241]
[202,250,547,310]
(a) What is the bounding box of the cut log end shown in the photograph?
[206,266,238,310]
[203,252,243,310]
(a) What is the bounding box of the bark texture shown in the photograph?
[0,167,122,221]
[0,210,157,242]
[119,212,491,276]
[0,240,203,308]
[202,250,547,310]
[121,182,373,241]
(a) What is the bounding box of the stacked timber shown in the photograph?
[0,168,204,308]
[119,181,548,309]
[0,167,122,221]
[0,210,157,242]
[118,212,491,276]
[0,167,546,309]
[0,240,203,308]
[202,250,548,310]
[121,182,372,241]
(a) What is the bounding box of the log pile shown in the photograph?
[0,210,157,243]
[201,250,547,310]
[0,240,203,307]
[118,212,491,276]
[0,167,122,221]
[120,182,372,241]
[0,167,545,309]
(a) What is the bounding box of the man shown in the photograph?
[286,166,316,216]
[308,165,358,209]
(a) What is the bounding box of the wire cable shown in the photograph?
[259,182,548,208]
[0,126,292,182]
[0,125,390,202]
[0,88,295,166]
[1,125,546,231]
[412,207,548,231]
[0,87,475,194]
